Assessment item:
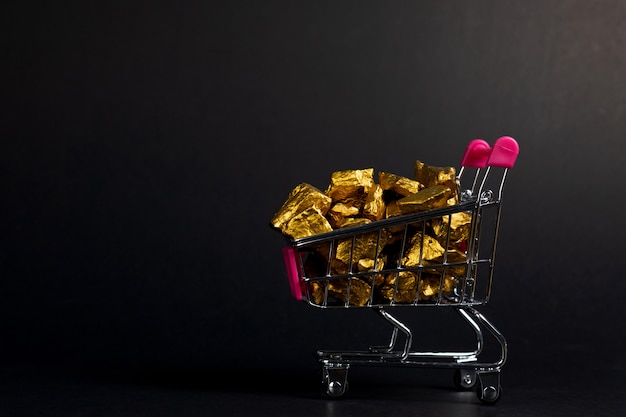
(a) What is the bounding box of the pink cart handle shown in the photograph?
[282,246,303,301]
[460,139,492,168]
[487,136,519,168]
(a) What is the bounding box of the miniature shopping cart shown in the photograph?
[280,137,519,404]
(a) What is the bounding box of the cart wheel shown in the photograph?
[322,379,349,399]
[321,365,349,399]
[453,369,477,390]
[476,378,501,405]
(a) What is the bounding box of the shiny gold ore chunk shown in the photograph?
[414,161,460,205]
[395,185,452,215]
[414,160,458,189]
[339,218,372,228]
[357,256,387,286]
[326,202,361,228]
[378,172,423,197]
[437,250,468,276]
[270,183,332,234]
[325,168,375,203]
[418,274,459,301]
[379,271,417,303]
[362,184,386,222]
[402,232,446,267]
[384,200,403,219]
[431,211,472,246]
[308,281,326,305]
[280,206,333,240]
[335,231,389,267]
[327,278,373,306]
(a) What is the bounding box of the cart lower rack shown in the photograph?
[280,137,519,404]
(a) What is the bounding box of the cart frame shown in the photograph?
[281,137,519,404]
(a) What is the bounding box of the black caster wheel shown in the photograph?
[476,379,502,404]
[453,369,477,390]
[320,365,349,399]
[322,379,349,399]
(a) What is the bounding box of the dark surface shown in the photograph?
[3,0,626,415]
[2,354,625,417]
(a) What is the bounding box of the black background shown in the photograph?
[3,1,626,415]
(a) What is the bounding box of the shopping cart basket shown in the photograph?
[280,136,519,404]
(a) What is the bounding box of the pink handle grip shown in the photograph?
[460,139,491,168]
[282,246,303,301]
[487,136,519,168]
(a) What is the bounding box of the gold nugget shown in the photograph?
[384,200,403,219]
[431,211,472,246]
[335,231,389,267]
[270,183,332,233]
[308,281,326,305]
[380,271,418,303]
[422,250,468,276]
[414,161,459,205]
[418,274,459,301]
[357,256,387,287]
[327,277,372,306]
[326,202,361,228]
[325,168,375,203]
[362,184,386,221]
[402,232,446,267]
[379,172,423,196]
[446,249,467,277]
[395,185,452,215]
[414,161,457,188]
[281,206,334,240]
[339,218,372,228]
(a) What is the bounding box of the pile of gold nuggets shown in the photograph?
[270,160,473,306]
